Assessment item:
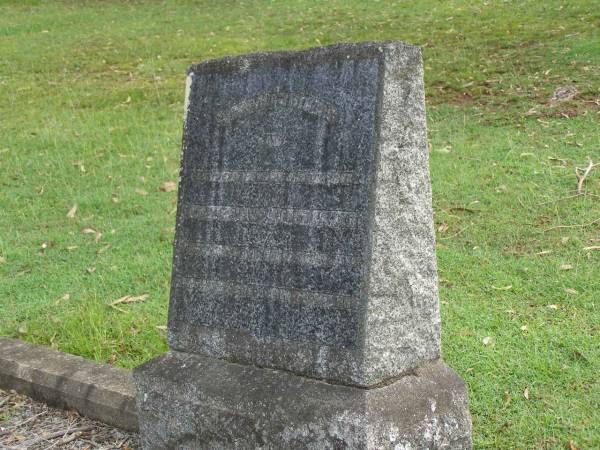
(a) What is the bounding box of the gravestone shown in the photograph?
[134,41,472,449]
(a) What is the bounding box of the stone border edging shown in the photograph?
[0,337,138,431]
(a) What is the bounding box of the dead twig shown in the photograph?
[575,159,598,194]
[0,411,47,436]
[439,225,471,240]
[544,217,600,232]
[109,294,149,312]
[116,436,131,448]
[110,294,148,307]
[55,429,88,445]
[448,206,480,213]
[13,425,94,448]
[0,396,10,408]
[1,391,137,449]
[538,192,600,205]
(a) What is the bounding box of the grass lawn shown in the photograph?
[1,0,599,448]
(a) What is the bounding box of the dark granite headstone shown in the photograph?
[135,41,472,449]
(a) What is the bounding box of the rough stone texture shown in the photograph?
[168,40,440,387]
[135,41,472,449]
[134,351,471,450]
[0,337,138,432]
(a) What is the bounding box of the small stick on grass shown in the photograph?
[538,192,600,205]
[545,217,600,232]
[575,159,598,194]
[439,225,471,240]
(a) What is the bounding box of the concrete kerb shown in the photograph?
[0,337,138,432]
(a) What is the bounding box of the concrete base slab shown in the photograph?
[134,351,472,449]
[0,337,138,431]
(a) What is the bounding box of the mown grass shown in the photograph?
[0,1,599,448]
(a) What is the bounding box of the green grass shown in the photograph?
[0,1,599,448]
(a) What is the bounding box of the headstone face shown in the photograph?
[168,41,441,387]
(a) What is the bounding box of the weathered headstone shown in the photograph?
[134,41,472,449]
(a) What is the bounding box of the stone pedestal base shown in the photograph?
[134,352,471,449]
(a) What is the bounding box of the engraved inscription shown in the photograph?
[173,76,377,349]
[213,93,336,171]
[172,278,360,347]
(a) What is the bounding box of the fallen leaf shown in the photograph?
[560,264,573,270]
[82,227,102,242]
[159,181,177,192]
[135,188,148,196]
[111,294,149,307]
[583,246,600,251]
[564,288,578,295]
[86,267,96,274]
[491,285,512,291]
[72,160,86,173]
[520,325,528,331]
[66,204,77,219]
[548,156,568,166]
[155,325,167,331]
[67,245,78,251]
[547,304,559,310]
[523,387,530,400]
[111,193,119,203]
[569,441,578,450]
[482,336,493,346]
[536,250,552,256]
[97,244,111,254]
[435,145,452,154]
[54,293,70,305]
[549,85,578,104]
[17,324,27,334]
[0,256,6,264]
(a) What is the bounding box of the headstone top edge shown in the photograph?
[187,40,420,76]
